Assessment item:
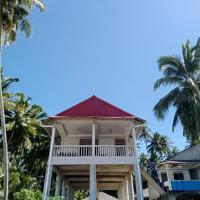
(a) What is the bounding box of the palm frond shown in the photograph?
[153,87,180,120]
[20,18,31,38]
[33,0,45,11]
[154,76,182,91]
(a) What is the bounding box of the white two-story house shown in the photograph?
[42,96,163,200]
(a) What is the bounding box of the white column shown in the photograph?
[125,177,130,200]
[90,123,96,200]
[55,175,61,196]
[123,181,128,200]
[61,181,66,197]
[90,165,97,200]
[92,123,96,156]
[70,188,74,200]
[132,128,144,200]
[118,185,122,200]
[66,184,70,200]
[128,174,134,200]
[119,183,124,200]
[43,126,56,200]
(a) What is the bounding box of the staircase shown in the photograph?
[140,167,166,196]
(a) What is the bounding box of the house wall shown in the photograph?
[61,137,79,145]
[159,168,191,190]
[61,136,127,145]
[99,137,115,145]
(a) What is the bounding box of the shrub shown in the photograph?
[14,189,42,200]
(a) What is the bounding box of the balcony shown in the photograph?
[52,145,135,165]
[171,180,200,191]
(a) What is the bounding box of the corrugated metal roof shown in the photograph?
[52,95,144,122]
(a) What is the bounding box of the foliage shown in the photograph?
[74,190,88,200]
[139,127,178,164]
[13,189,42,200]
[0,0,45,44]
[0,71,49,199]
[154,39,200,144]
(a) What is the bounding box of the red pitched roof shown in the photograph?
[52,96,144,122]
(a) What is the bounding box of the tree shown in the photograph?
[147,132,171,162]
[6,93,47,156]
[0,1,45,199]
[154,39,200,144]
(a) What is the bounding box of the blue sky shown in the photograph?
[3,0,200,150]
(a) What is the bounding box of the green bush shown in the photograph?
[13,189,42,200]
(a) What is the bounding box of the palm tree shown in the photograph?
[0,1,45,199]
[24,128,50,177]
[147,132,171,162]
[139,153,149,167]
[154,39,200,144]
[6,93,47,155]
[166,146,179,159]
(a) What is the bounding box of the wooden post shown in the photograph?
[43,126,56,200]
[132,127,144,200]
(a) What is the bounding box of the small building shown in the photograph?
[42,96,166,200]
[158,144,200,200]
[42,96,165,200]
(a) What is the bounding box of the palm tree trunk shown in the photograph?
[0,8,9,200]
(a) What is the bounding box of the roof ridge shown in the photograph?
[54,95,145,122]
[56,96,94,116]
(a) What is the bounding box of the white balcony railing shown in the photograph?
[53,145,92,157]
[95,145,134,157]
[53,145,134,157]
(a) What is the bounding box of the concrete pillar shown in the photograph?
[66,184,70,200]
[132,128,144,200]
[61,181,66,198]
[92,123,96,156]
[117,188,121,200]
[55,175,61,196]
[42,127,56,200]
[70,188,73,200]
[118,184,124,200]
[122,180,128,200]
[90,165,97,200]
[125,177,130,200]
[120,183,125,200]
[128,174,134,200]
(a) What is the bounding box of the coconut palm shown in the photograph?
[147,132,171,162]
[154,39,200,144]
[24,128,50,177]
[6,93,47,155]
[0,1,45,199]
[139,153,149,167]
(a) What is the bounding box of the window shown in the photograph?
[174,172,184,180]
[161,172,168,182]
